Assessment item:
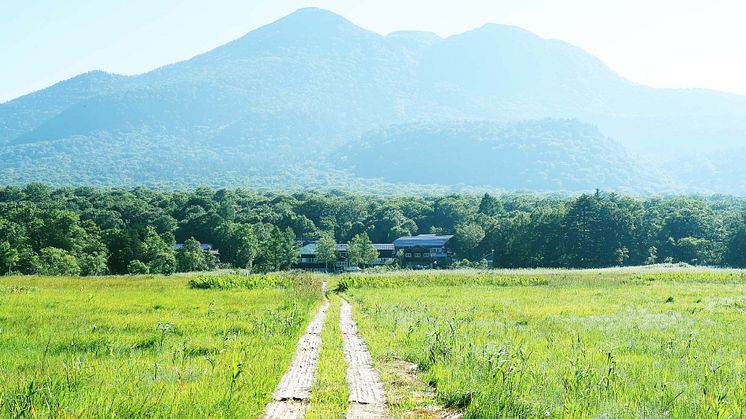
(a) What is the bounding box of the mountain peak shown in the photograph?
[287,7,344,19]
[268,7,357,30]
[210,7,375,55]
[463,22,544,42]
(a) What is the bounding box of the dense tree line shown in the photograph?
[0,184,745,275]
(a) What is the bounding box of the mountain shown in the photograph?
[335,120,669,192]
[1,7,745,193]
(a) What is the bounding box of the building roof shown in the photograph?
[299,243,394,254]
[174,243,214,251]
[393,234,454,248]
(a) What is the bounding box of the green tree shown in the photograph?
[38,247,81,276]
[315,232,337,273]
[234,224,260,271]
[348,233,378,267]
[255,226,296,272]
[478,193,503,217]
[78,252,109,276]
[216,223,259,271]
[371,208,417,242]
[645,246,658,265]
[277,227,297,271]
[142,227,176,275]
[725,213,746,267]
[454,223,486,260]
[176,237,212,273]
[675,237,715,265]
[395,249,405,267]
[0,241,19,274]
[127,259,150,275]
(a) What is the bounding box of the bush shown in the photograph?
[127,260,150,275]
[37,247,80,276]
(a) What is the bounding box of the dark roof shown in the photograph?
[393,234,454,248]
[299,243,394,254]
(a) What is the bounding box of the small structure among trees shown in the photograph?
[295,234,395,273]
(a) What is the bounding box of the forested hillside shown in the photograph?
[1,185,745,276]
[1,8,745,193]
[336,120,670,192]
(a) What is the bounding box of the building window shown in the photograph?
[414,253,421,258]
[405,253,412,258]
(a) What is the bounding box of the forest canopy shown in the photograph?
[1,184,745,276]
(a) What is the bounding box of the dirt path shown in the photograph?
[340,297,389,418]
[264,299,330,419]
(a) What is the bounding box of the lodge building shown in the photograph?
[294,234,455,272]
[393,234,455,269]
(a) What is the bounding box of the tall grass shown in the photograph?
[337,269,549,290]
[188,271,324,291]
[0,274,323,417]
[306,296,349,418]
[346,270,746,417]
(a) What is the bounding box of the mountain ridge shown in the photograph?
[1,8,745,193]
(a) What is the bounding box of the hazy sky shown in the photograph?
[2,0,745,102]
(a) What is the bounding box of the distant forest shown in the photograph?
[0,184,745,276]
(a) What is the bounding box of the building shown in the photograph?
[393,234,455,269]
[295,241,395,273]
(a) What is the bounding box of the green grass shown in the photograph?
[336,269,550,290]
[344,270,746,418]
[187,272,326,290]
[0,274,323,418]
[306,295,349,418]
[4,269,746,418]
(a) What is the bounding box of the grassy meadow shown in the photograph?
[343,269,746,418]
[0,273,323,417]
[2,268,746,418]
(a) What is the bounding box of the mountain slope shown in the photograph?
[0,71,130,144]
[0,7,744,193]
[335,120,667,192]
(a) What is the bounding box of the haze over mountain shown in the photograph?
[1,8,744,193]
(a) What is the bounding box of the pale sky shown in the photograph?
[1,0,745,103]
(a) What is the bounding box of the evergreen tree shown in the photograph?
[478,193,503,217]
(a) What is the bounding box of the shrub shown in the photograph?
[37,247,80,276]
[127,260,149,275]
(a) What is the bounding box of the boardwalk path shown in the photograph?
[340,297,389,418]
[264,298,330,419]
[264,280,388,419]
